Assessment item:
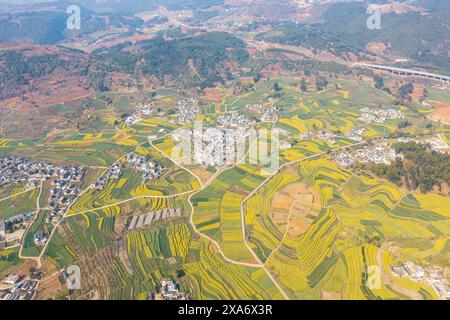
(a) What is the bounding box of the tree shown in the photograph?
[315,76,328,91]
[397,120,412,129]
[386,162,402,184]
[374,75,384,89]
[397,82,414,100]
[176,269,186,278]
[253,72,261,83]
[303,67,311,77]
[274,82,282,92]
[300,79,308,92]
[370,142,450,192]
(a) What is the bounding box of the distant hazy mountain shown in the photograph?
[0,0,225,13]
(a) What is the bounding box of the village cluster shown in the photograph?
[390,262,450,299]
[246,104,279,122]
[93,162,123,190]
[343,127,367,141]
[0,156,55,189]
[397,135,449,153]
[359,107,404,123]
[94,153,163,190]
[217,112,256,129]
[47,166,85,223]
[0,274,38,300]
[300,130,338,144]
[177,98,200,125]
[192,128,252,167]
[424,136,449,153]
[0,156,85,249]
[124,102,156,126]
[334,140,403,167]
[124,153,164,182]
[172,126,257,168]
[207,21,248,33]
[299,127,367,146]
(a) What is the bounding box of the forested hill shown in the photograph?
[93,32,249,88]
[0,32,249,99]
[0,0,225,15]
[0,46,90,100]
[256,1,450,74]
[0,4,145,45]
[70,0,224,13]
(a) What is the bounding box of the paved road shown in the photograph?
[0,187,39,203]
[18,180,44,268]
[17,122,366,299]
[239,141,368,300]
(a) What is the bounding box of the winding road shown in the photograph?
[14,124,367,300]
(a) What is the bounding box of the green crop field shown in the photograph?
[0,189,38,220]
[2,75,448,301]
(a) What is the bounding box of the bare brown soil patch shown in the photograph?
[322,291,342,300]
[35,260,68,300]
[428,102,450,125]
[203,87,224,102]
[366,42,387,55]
[0,259,36,279]
[270,181,321,237]
[379,3,426,15]
[184,165,216,186]
[411,84,426,103]
[261,62,284,78]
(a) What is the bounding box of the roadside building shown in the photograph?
[2,274,21,286]
[161,280,179,299]
[432,284,450,300]
[160,279,188,300]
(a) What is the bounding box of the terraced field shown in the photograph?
[192,165,269,263]
[44,205,282,299]
[243,156,449,299]
[2,78,448,301]
[68,148,201,215]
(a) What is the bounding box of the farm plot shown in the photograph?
[44,207,281,300]
[245,169,301,262]
[192,165,268,263]
[0,188,38,220]
[0,248,20,276]
[253,156,450,299]
[131,119,177,137]
[22,210,54,257]
[69,159,199,215]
